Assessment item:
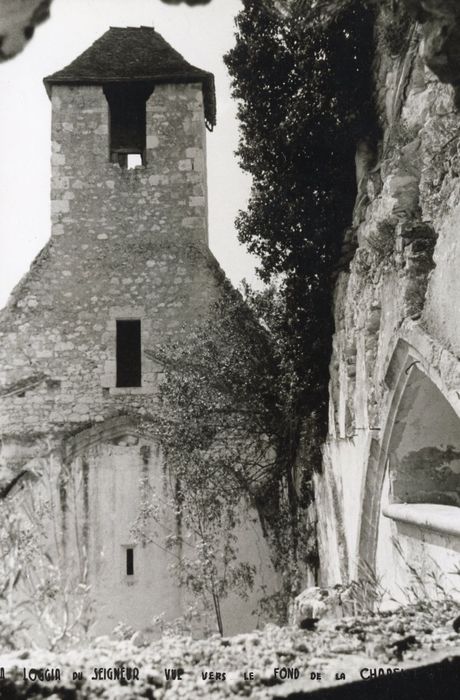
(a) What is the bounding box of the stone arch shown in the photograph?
[386,368,460,507]
[56,414,277,635]
[62,414,150,463]
[357,326,460,577]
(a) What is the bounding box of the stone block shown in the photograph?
[52,176,69,190]
[51,199,69,214]
[182,216,201,228]
[178,159,192,171]
[147,134,159,149]
[192,154,205,172]
[51,153,66,166]
[290,586,355,628]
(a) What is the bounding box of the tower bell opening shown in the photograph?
[104,83,153,168]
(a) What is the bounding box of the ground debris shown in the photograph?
[0,599,458,699]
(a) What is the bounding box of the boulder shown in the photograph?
[290,585,354,628]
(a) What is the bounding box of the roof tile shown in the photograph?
[44,26,216,127]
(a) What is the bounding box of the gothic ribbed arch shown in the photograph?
[356,331,460,574]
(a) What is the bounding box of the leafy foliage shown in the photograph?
[224,0,376,432]
[132,472,257,636]
[138,286,316,626]
[134,0,378,627]
[0,462,94,650]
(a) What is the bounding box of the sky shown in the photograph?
[0,0,257,308]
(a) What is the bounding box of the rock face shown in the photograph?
[0,0,51,60]
[403,0,460,97]
[314,4,460,603]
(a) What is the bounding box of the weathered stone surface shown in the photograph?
[290,587,329,626]
[0,82,217,437]
[0,599,459,699]
[290,586,356,627]
[315,3,460,603]
[402,0,460,101]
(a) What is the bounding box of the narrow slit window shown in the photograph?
[126,547,134,576]
[116,320,141,388]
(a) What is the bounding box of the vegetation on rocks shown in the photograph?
[379,0,414,57]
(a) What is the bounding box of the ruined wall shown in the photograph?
[0,77,277,635]
[316,3,460,602]
[15,419,273,638]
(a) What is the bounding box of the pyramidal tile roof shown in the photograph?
[44,26,216,127]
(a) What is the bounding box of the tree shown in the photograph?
[224,0,376,443]
[130,0,377,629]
[135,285,317,629]
[132,470,257,636]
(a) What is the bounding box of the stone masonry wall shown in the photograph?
[0,81,222,476]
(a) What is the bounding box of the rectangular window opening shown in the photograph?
[126,547,134,576]
[116,319,142,388]
[104,83,153,168]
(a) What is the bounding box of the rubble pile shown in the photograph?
[0,598,459,698]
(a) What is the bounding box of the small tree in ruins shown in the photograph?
[134,284,317,631]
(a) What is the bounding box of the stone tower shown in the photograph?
[0,27,273,637]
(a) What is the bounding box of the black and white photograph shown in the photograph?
[0,0,459,698]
